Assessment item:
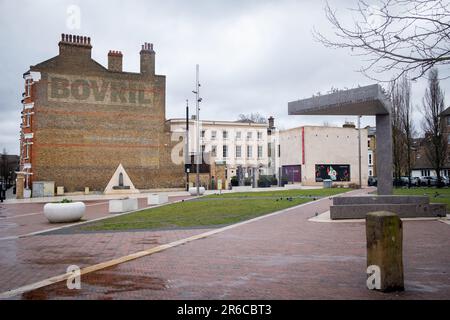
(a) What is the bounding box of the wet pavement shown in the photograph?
[0,196,189,238]
[0,191,450,299]
[2,188,449,300]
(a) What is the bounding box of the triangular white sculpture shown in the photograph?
[104,163,140,194]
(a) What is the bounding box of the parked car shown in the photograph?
[439,176,450,186]
[419,176,438,186]
[368,176,377,186]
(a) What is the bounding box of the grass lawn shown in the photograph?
[394,187,450,210]
[82,188,349,232]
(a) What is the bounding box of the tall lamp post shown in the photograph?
[185,99,190,191]
[192,64,202,196]
[358,115,362,188]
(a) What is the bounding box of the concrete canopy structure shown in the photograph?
[288,84,393,195]
[288,84,390,116]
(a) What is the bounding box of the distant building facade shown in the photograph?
[19,34,184,194]
[169,117,278,184]
[278,125,368,186]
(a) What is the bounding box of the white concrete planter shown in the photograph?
[189,187,205,196]
[44,202,85,223]
[232,186,253,192]
[148,193,168,205]
[109,198,138,213]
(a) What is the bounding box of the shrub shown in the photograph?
[257,175,272,188]
[230,176,239,187]
[244,177,252,186]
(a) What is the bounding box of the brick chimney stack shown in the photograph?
[140,42,155,75]
[108,50,123,72]
[59,33,92,58]
[268,116,275,129]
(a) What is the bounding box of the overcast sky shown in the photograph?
[1,0,449,155]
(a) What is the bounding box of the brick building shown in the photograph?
[19,34,184,193]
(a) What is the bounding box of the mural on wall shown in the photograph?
[315,164,350,182]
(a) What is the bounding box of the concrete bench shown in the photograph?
[109,198,138,213]
[148,193,168,205]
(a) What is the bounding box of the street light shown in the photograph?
[193,64,202,196]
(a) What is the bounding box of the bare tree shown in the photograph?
[237,113,268,124]
[390,80,407,183]
[399,75,415,186]
[314,0,450,81]
[422,68,447,187]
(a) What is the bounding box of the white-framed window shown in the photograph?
[268,143,272,157]
[236,131,241,140]
[236,145,242,158]
[223,145,228,158]
[368,154,372,165]
[278,145,281,157]
[258,145,263,158]
[257,131,263,140]
[211,131,217,140]
[24,79,32,98]
[247,145,252,158]
[211,145,217,157]
[201,130,206,138]
[25,113,31,127]
[223,130,228,139]
[369,169,372,176]
[247,131,253,140]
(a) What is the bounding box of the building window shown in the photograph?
[258,145,263,158]
[369,169,372,176]
[201,145,206,153]
[247,131,253,140]
[236,131,241,140]
[25,143,30,159]
[278,145,281,157]
[25,79,32,98]
[368,140,370,148]
[369,154,372,165]
[211,131,217,140]
[223,145,228,158]
[268,143,272,157]
[447,116,450,126]
[223,130,228,139]
[236,145,242,158]
[257,131,263,140]
[247,145,252,158]
[211,145,217,157]
[201,130,205,138]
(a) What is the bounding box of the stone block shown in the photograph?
[109,198,138,213]
[330,203,446,219]
[56,186,64,195]
[333,195,429,206]
[148,193,168,205]
[366,211,404,292]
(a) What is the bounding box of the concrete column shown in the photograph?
[16,172,25,199]
[366,211,404,292]
[376,114,393,195]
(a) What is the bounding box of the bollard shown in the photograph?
[366,211,404,292]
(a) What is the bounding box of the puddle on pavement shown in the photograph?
[133,237,160,245]
[24,252,96,266]
[22,266,167,299]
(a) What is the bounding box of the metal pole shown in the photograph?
[358,115,362,188]
[195,64,200,196]
[185,99,189,191]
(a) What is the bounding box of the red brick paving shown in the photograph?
[8,188,450,300]
[0,196,189,238]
